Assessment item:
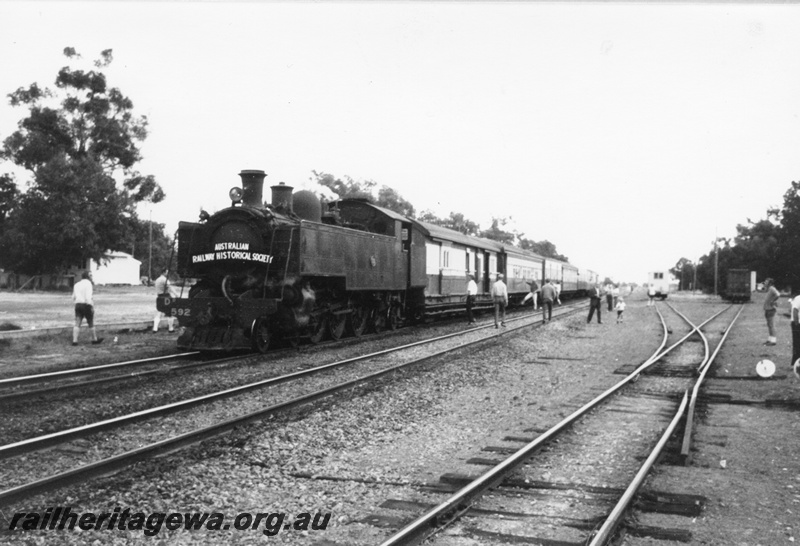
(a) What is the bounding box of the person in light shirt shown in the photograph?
[153,269,176,333]
[465,274,478,324]
[763,278,780,346]
[72,271,103,346]
[490,273,508,328]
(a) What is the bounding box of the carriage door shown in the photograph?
[482,252,491,292]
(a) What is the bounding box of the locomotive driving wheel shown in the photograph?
[250,317,271,354]
[348,305,368,337]
[328,311,346,341]
[371,307,386,333]
[308,314,328,344]
[387,305,401,330]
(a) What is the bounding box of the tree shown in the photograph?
[0,173,18,229]
[0,47,163,275]
[312,171,373,201]
[417,210,481,236]
[775,181,800,289]
[518,237,568,261]
[311,170,415,217]
[375,185,415,218]
[670,257,693,291]
[125,217,175,281]
[480,217,516,245]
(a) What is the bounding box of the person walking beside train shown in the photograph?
[554,281,562,305]
[491,273,508,328]
[540,279,557,324]
[465,274,478,324]
[153,269,176,333]
[72,271,103,346]
[763,278,780,346]
[587,284,602,324]
[522,279,539,309]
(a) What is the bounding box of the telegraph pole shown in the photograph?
[148,209,153,283]
[714,239,719,296]
[713,227,719,296]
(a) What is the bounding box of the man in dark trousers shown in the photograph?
[540,279,557,324]
[587,284,602,324]
[466,274,478,324]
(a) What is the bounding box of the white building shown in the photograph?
[86,251,142,285]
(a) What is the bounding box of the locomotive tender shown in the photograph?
[158,170,598,352]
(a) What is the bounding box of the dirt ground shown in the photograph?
[0,285,168,330]
[633,291,800,546]
[0,287,181,377]
[1,289,799,545]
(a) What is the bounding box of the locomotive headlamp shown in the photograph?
[229,186,244,205]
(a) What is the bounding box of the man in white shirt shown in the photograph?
[491,273,508,328]
[153,270,176,333]
[72,271,102,346]
[763,278,780,346]
[466,274,478,324]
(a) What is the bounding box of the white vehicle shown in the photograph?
[647,271,674,300]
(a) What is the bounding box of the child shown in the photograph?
[615,298,626,323]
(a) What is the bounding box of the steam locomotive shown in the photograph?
[158,170,599,352]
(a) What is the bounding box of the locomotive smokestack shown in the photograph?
[271,182,294,214]
[238,170,267,208]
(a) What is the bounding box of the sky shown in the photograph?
[2,1,800,283]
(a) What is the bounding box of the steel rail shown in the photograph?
[378,303,731,546]
[0,302,580,460]
[0,299,583,398]
[589,304,741,545]
[377,306,675,546]
[0,310,562,505]
[0,355,256,403]
[681,304,744,459]
[0,352,199,388]
[588,391,690,546]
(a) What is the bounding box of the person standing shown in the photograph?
[763,278,780,346]
[491,273,508,328]
[153,269,176,333]
[647,284,656,306]
[612,284,620,308]
[72,271,103,346]
[605,283,614,311]
[540,279,557,324]
[615,297,626,323]
[587,284,602,324]
[790,291,800,375]
[554,281,562,305]
[466,274,478,324]
[522,278,539,309]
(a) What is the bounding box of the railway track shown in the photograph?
[0,300,586,403]
[365,302,744,546]
[0,300,586,506]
